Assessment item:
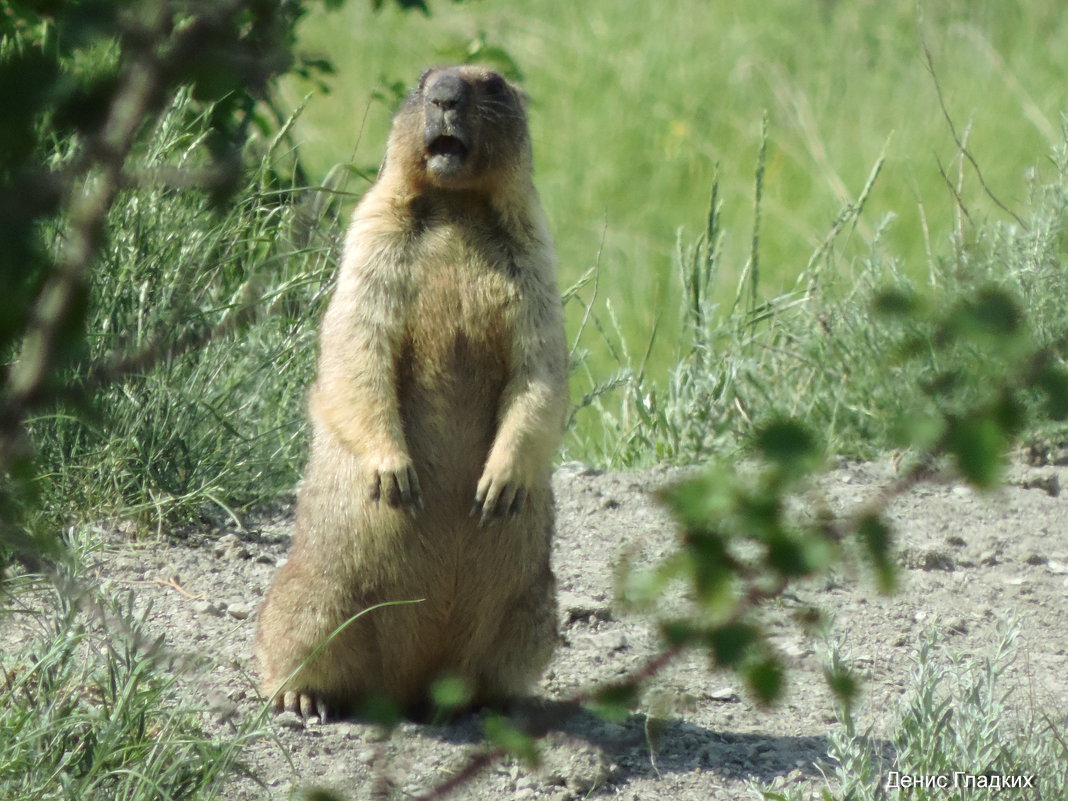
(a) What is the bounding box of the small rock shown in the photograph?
[922,551,955,572]
[558,591,613,625]
[589,631,628,653]
[708,687,740,703]
[1047,560,1068,575]
[192,600,222,617]
[333,722,365,741]
[226,603,253,620]
[212,533,239,557]
[255,554,275,565]
[1018,474,1060,497]
[537,734,611,796]
[946,535,967,548]
[209,699,238,723]
[275,711,304,730]
[780,639,813,659]
[1025,553,1048,566]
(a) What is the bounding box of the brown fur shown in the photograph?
[255,66,568,721]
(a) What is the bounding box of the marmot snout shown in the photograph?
[415,68,528,188]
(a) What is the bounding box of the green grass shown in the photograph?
[5,4,1068,797]
[761,622,1068,800]
[566,128,1068,466]
[19,1,1068,523]
[0,554,259,800]
[281,0,1068,399]
[24,92,341,529]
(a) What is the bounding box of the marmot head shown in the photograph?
[386,66,532,194]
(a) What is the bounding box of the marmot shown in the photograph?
[255,66,568,721]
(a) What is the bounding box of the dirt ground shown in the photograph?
[73,458,1068,799]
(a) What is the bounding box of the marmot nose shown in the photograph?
[426,73,468,111]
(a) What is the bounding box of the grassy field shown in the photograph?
[16,0,1068,523]
[282,0,1068,396]
[5,3,1068,798]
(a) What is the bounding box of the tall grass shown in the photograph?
[282,0,1068,394]
[566,120,1068,465]
[25,93,345,529]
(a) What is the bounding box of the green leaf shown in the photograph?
[483,714,539,765]
[968,286,1023,337]
[0,48,59,167]
[824,664,858,709]
[1035,364,1068,421]
[940,286,1024,347]
[764,531,804,577]
[754,418,820,470]
[302,790,348,801]
[393,0,431,14]
[744,655,784,705]
[946,412,1007,489]
[736,490,782,536]
[620,558,683,608]
[430,675,472,712]
[355,693,401,727]
[891,412,943,452]
[857,513,897,594]
[706,622,760,667]
[872,287,920,318]
[765,529,836,578]
[589,682,640,723]
[682,530,736,614]
[660,619,699,648]
[658,470,733,531]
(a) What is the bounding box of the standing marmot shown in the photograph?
[255,66,568,721]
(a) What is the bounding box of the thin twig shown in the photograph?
[922,42,1029,231]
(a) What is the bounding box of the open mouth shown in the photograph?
[428,135,467,160]
[426,135,468,175]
